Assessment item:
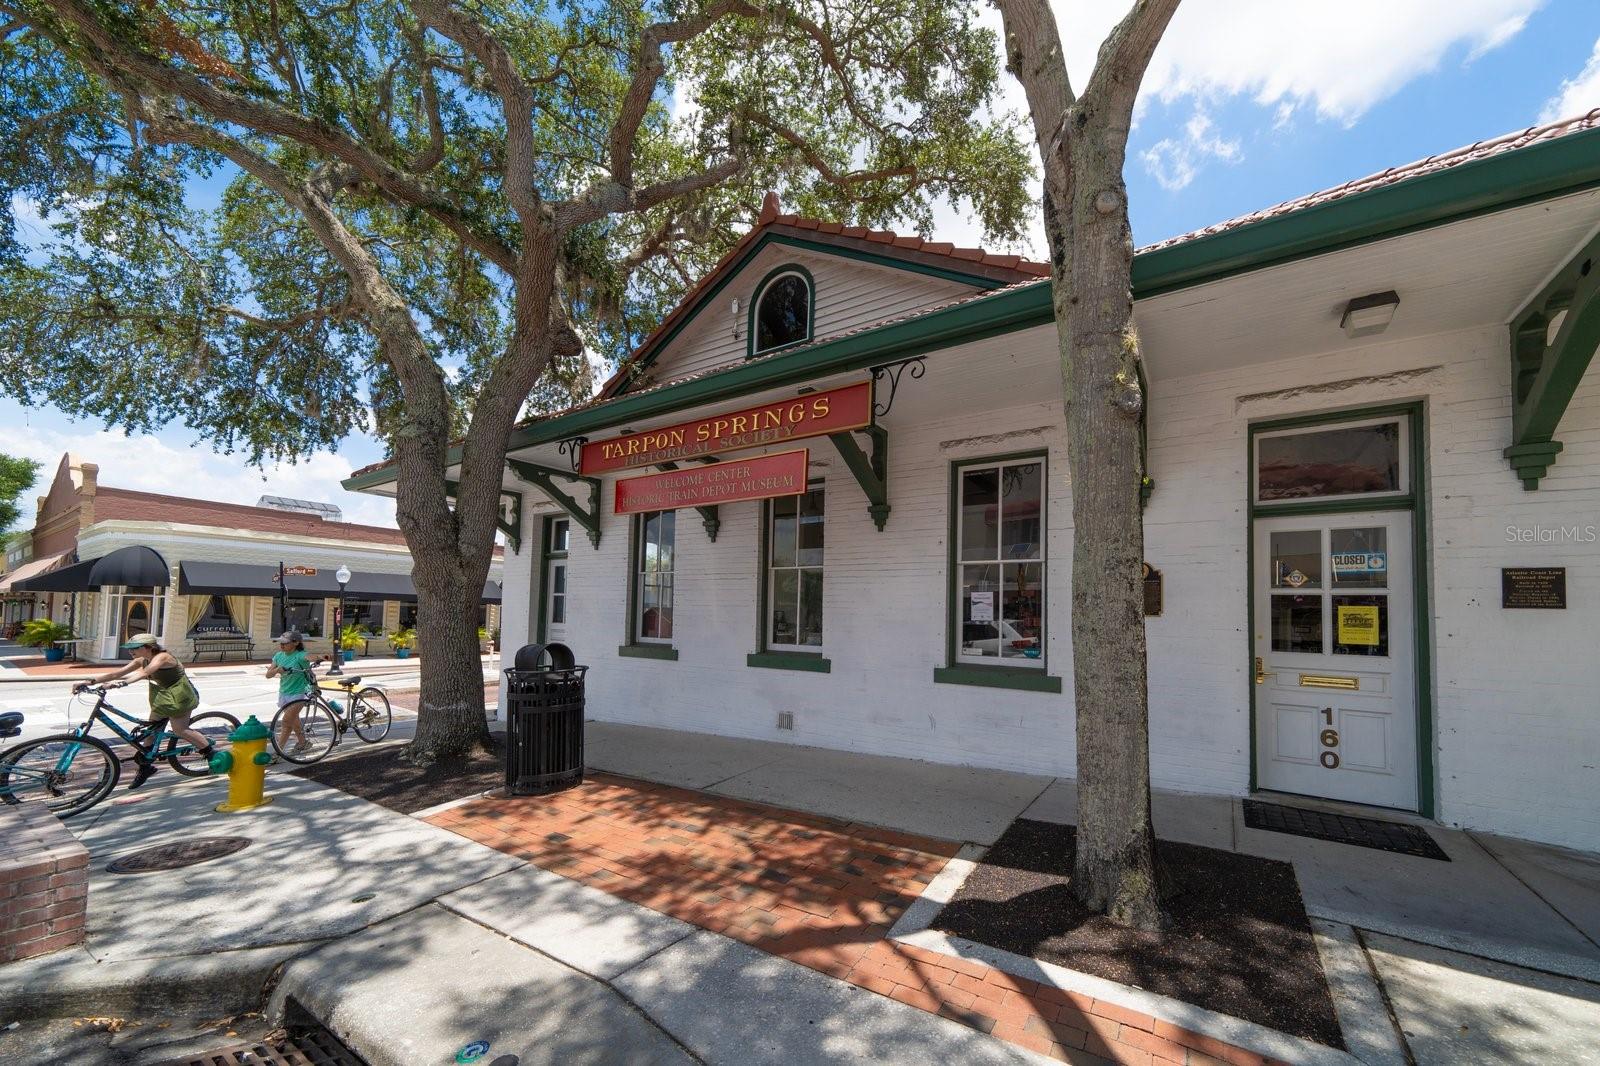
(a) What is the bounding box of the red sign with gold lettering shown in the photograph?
[614,450,809,514]
[581,380,869,475]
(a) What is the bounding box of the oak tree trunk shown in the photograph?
[999,0,1181,932]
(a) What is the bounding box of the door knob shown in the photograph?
[1254,656,1276,685]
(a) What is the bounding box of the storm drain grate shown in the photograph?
[106,835,253,874]
[156,1025,365,1066]
[1243,800,1450,861]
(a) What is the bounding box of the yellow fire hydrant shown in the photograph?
[208,715,275,812]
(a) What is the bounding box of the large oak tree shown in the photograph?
[0,0,1031,760]
[996,0,1180,929]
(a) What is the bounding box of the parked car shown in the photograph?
[961,618,1040,658]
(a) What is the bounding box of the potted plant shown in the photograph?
[18,619,75,663]
[477,625,492,655]
[338,623,364,662]
[388,626,417,659]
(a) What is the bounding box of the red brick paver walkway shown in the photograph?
[429,774,1282,1066]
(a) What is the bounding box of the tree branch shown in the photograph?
[556,155,741,229]
[996,0,1075,159]
[42,0,518,275]
[1082,0,1181,122]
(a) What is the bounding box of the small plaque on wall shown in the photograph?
[1143,563,1163,617]
[1501,567,1566,609]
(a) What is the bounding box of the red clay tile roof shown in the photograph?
[349,113,1600,485]
[1139,109,1600,253]
[93,488,413,546]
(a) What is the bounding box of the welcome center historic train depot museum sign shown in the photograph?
[583,380,871,513]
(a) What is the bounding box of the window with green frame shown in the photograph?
[633,510,675,643]
[952,456,1045,669]
[765,486,824,649]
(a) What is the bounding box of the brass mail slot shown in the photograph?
[1299,674,1359,690]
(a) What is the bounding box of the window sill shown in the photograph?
[618,643,678,661]
[932,665,1062,693]
[747,651,831,673]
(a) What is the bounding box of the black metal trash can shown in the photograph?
[504,643,587,795]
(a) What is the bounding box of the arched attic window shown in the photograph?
[750,267,813,356]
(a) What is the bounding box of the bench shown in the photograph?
[190,633,256,663]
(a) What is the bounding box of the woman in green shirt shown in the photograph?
[266,630,325,755]
[76,633,214,788]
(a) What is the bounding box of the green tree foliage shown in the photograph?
[0,453,40,534]
[0,0,1033,759]
[0,0,1032,459]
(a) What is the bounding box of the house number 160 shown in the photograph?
[1319,707,1341,769]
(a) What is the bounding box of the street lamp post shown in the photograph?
[329,564,351,676]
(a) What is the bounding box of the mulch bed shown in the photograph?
[933,818,1343,1047]
[287,741,506,814]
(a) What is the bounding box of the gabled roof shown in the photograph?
[598,191,1049,399]
[346,111,1600,492]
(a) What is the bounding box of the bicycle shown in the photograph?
[0,686,240,819]
[269,666,391,765]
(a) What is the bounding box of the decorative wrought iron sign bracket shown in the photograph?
[556,436,589,474]
[829,424,890,531]
[506,459,602,547]
[870,357,926,420]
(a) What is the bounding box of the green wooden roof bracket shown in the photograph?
[443,481,524,553]
[506,459,602,546]
[829,425,890,531]
[1506,230,1600,489]
[654,462,721,541]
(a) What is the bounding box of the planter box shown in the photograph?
[42,647,64,663]
[395,648,412,659]
[341,650,355,663]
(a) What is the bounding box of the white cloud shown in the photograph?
[1140,109,1241,192]
[9,422,399,530]
[1541,36,1600,123]
[926,0,1541,256]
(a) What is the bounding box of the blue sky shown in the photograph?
[8,0,1600,529]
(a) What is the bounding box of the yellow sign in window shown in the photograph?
[1336,604,1380,646]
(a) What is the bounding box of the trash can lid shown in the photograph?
[513,642,576,671]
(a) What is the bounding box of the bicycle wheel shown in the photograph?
[351,688,392,743]
[166,712,242,777]
[270,700,339,764]
[0,734,121,818]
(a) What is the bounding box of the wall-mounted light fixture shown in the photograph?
[731,297,742,340]
[796,386,815,395]
[1340,290,1400,339]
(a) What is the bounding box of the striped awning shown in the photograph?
[0,551,71,595]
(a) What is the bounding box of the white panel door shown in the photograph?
[1252,511,1417,810]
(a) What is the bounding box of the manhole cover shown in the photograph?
[106,835,253,874]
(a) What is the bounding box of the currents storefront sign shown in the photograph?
[614,450,809,514]
[581,380,870,475]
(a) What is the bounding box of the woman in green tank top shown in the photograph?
[76,632,215,788]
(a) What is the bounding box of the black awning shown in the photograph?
[16,546,169,592]
[177,561,498,603]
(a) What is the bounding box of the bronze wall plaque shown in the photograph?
[1143,563,1163,617]
[1501,567,1566,609]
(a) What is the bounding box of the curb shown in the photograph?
[0,941,316,1022]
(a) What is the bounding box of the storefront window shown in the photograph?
[635,511,675,642]
[956,459,1044,667]
[340,598,385,635]
[767,487,824,648]
[186,595,250,635]
[286,597,326,637]
[753,271,811,354]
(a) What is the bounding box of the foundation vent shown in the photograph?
[777,710,795,731]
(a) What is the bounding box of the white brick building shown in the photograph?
[352,114,1600,851]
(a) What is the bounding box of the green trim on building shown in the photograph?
[932,665,1063,694]
[746,263,816,360]
[747,650,832,673]
[944,450,1050,678]
[618,642,678,660]
[344,122,1600,503]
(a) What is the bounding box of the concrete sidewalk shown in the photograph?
[0,759,1051,1065]
[582,720,1600,1065]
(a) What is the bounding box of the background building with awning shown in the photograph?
[8,454,502,662]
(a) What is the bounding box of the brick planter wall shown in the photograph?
[0,802,89,963]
